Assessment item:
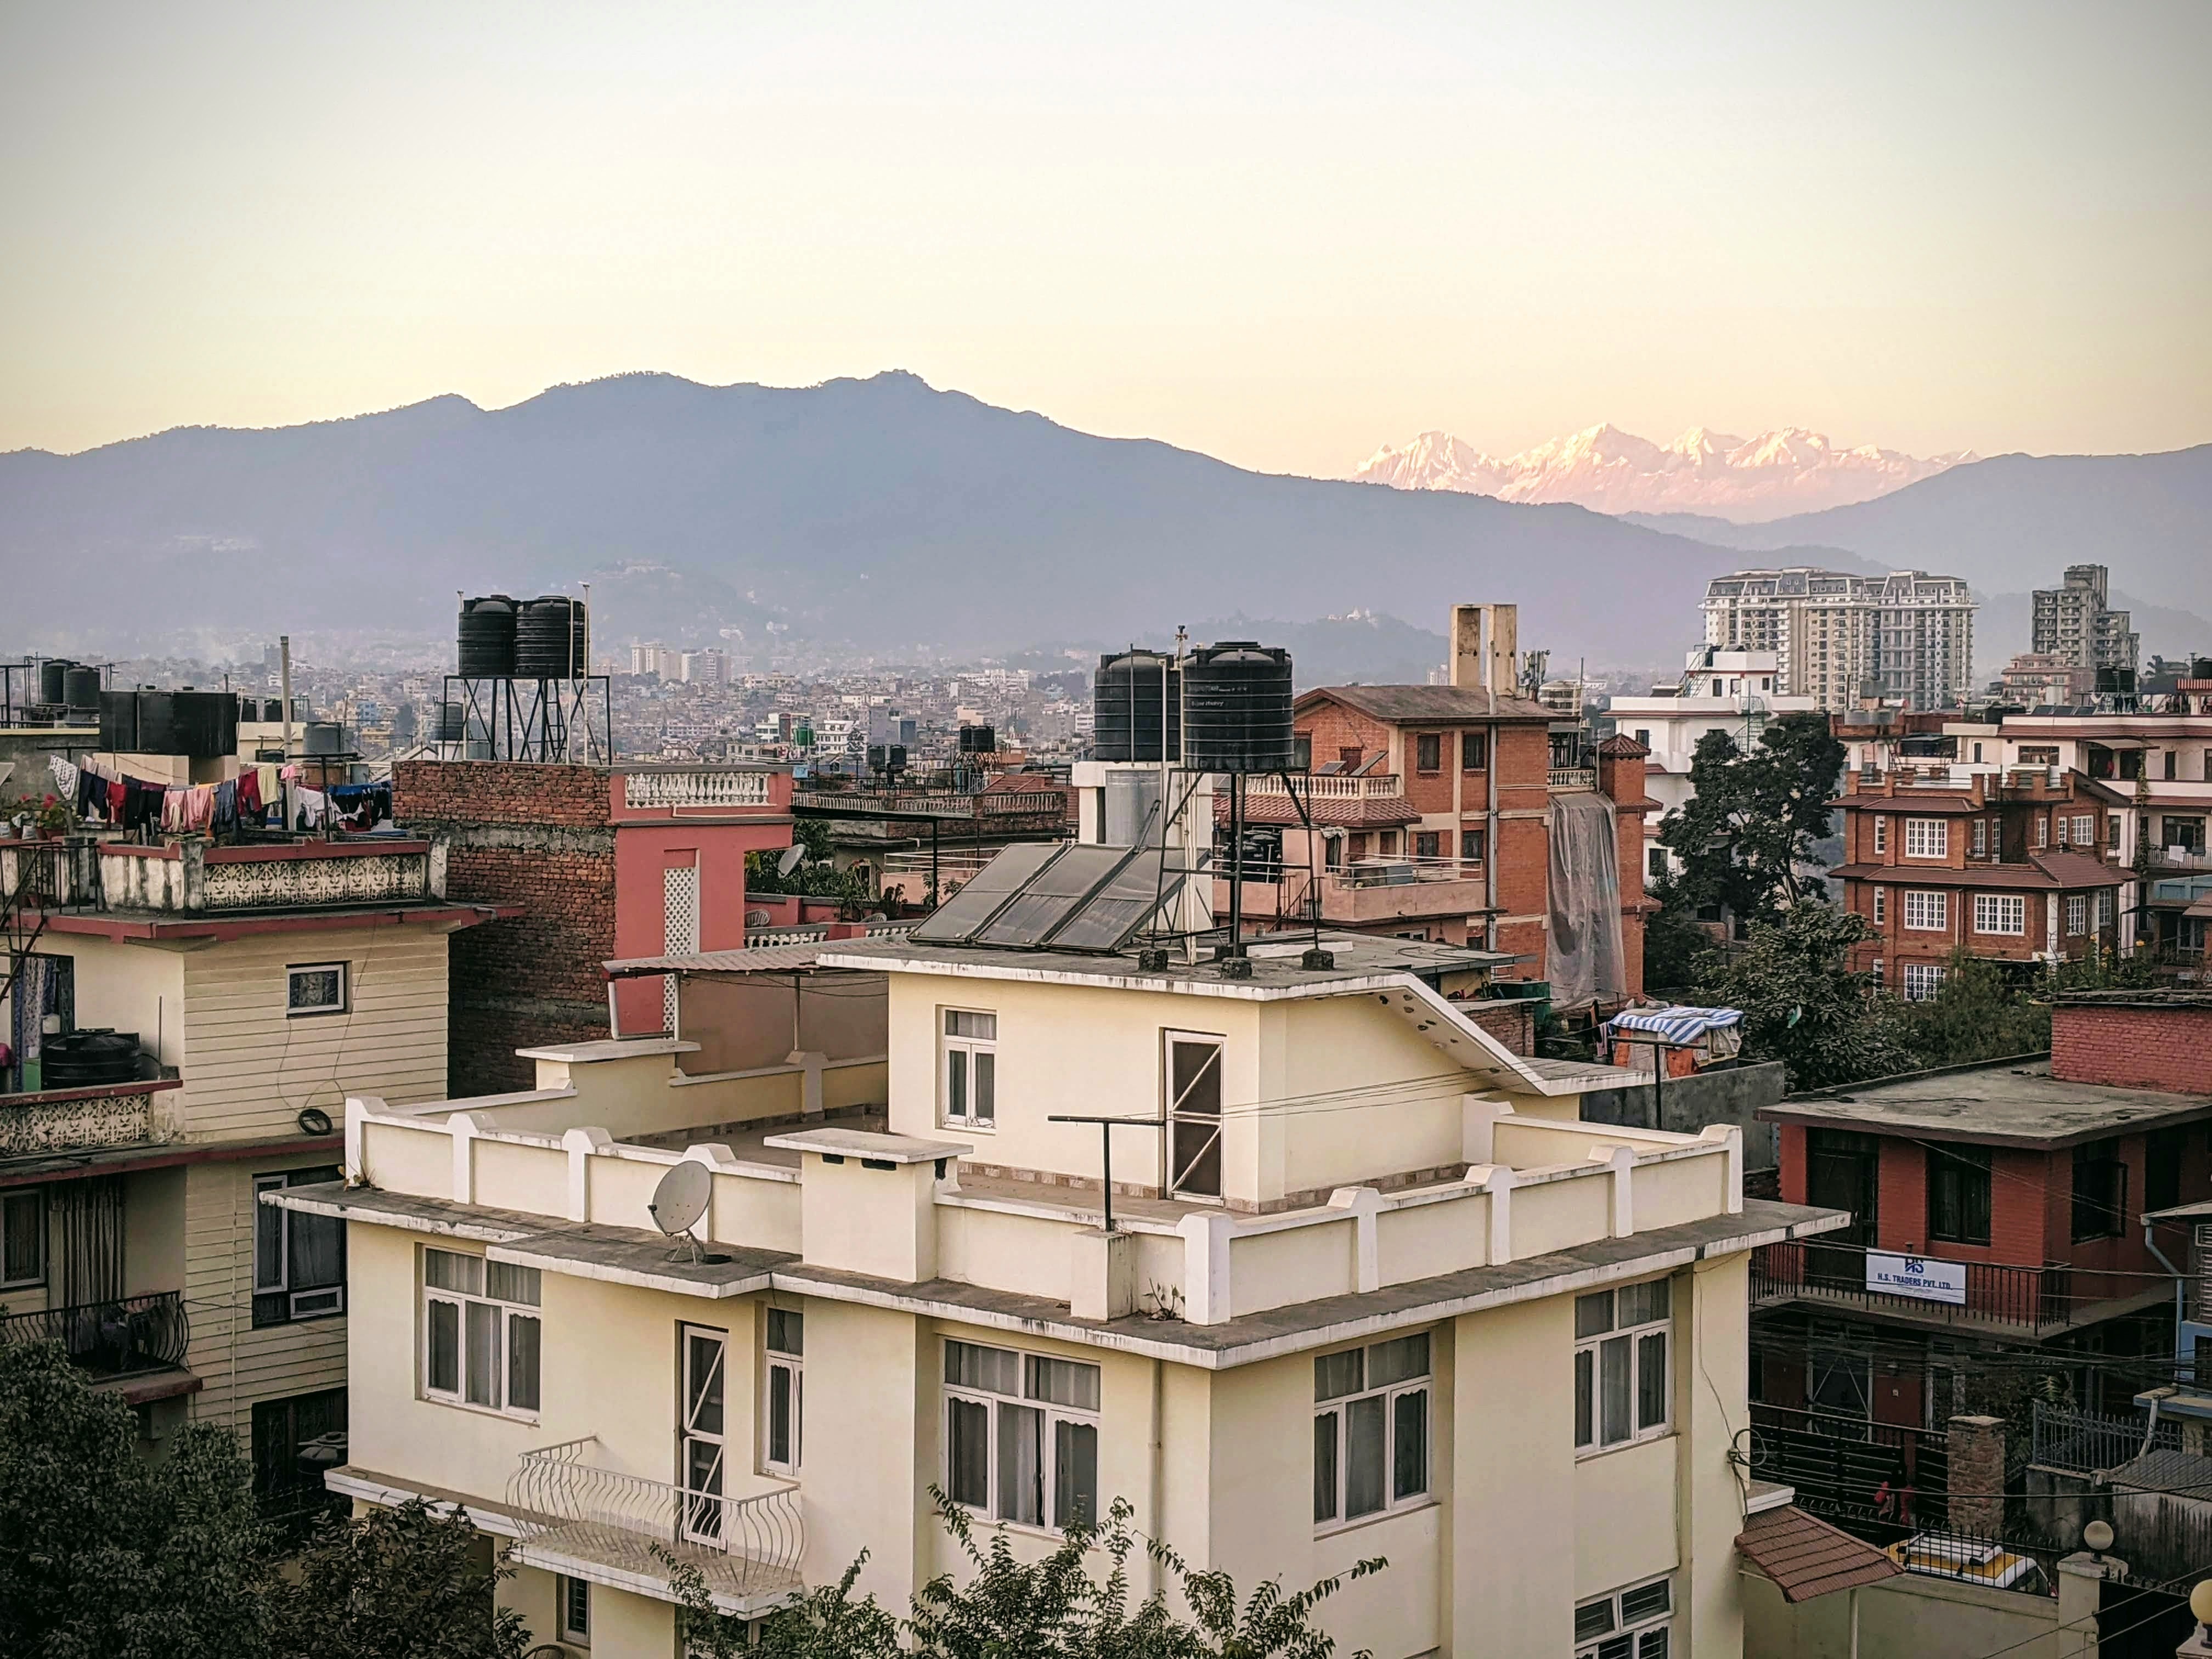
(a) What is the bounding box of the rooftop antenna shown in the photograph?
[648,1161,728,1265]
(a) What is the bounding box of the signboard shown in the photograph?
[1866,1251,1967,1305]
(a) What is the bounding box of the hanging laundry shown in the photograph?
[295,787,327,830]
[256,764,280,807]
[212,779,238,834]
[161,788,187,833]
[236,769,262,817]
[48,754,80,803]
[106,780,125,822]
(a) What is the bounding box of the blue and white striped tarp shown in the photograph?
[1602,1005,1744,1045]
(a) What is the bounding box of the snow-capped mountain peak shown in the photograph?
[1352,423,1973,521]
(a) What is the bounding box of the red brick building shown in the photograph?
[1829,764,2125,1000]
[393,761,793,1094]
[1752,995,2212,1454]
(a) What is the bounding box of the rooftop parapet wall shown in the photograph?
[2,838,432,912]
[2052,998,2212,1096]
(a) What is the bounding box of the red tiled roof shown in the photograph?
[1597,733,1650,758]
[1737,1505,1901,1603]
[1214,794,1420,828]
[1830,854,2123,891]
[1297,685,1554,725]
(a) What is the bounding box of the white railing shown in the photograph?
[1547,766,1598,790]
[623,769,774,809]
[1246,774,1404,800]
[508,1436,802,1607]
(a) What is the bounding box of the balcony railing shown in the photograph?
[623,768,775,810]
[1751,1241,2150,1333]
[507,1436,803,1610]
[2,838,431,914]
[1548,766,1598,790]
[0,1078,167,1157]
[0,1291,190,1378]
[1245,774,1406,800]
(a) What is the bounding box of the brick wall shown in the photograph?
[394,760,619,1097]
[2052,1002,2212,1094]
[1459,998,1536,1056]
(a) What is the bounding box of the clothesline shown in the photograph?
[44,754,388,837]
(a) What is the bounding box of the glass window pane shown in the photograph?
[1575,1600,1616,1642]
[1393,1388,1428,1500]
[1576,1290,1614,1338]
[1637,1629,1669,1659]
[1,1193,40,1285]
[1621,1581,1672,1622]
[1345,1395,1387,1518]
[946,1049,968,1118]
[974,1051,995,1124]
[1025,1355,1101,1411]
[487,1261,540,1306]
[1315,1348,1364,1402]
[427,1297,459,1394]
[255,1180,285,1290]
[1369,1332,1430,1387]
[997,1402,1043,1526]
[948,1397,991,1507]
[289,1211,344,1292]
[507,1314,541,1413]
[1600,1335,1632,1444]
[1575,1347,1594,1447]
[424,1249,483,1296]
[946,1341,1019,1395]
[1598,1637,1633,1659]
[465,1300,499,1407]
[767,1307,803,1356]
[687,1334,725,1435]
[1637,1333,1668,1431]
[1313,1411,1339,1522]
[1053,1418,1098,1527]
[1618,1278,1670,1327]
[768,1365,793,1466]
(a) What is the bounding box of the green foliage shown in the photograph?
[268,1498,533,1659]
[1699,904,1913,1091]
[747,817,867,904]
[0,1336,273,1659]
[1658,713,1844,928]
[1640,874,1716,992]
[664,1489,1380,1659]
[1894,951,2052,1069]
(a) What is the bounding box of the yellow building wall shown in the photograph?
[1265,995,1471,1199]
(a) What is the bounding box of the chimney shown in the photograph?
[1450,604,1517,704]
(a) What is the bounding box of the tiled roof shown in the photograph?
[1215,794,1420,828]
[1736,1505,1902,1603]
[1596,733,1650,758]
[1830,854,2123,891]
[1299,685,1555,725]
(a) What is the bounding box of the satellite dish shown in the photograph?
[776,844,806,878]
[648,1161,725,1264]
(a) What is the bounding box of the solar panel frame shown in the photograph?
[972,844,1129,947]
[909,840,1068,944]
[1048,856,1194,952]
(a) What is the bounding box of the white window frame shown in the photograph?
[1903,818,1946,859]
[1872,887,1886,927]
[2067,894,2088,936]
[1903,891,1948,932]
[2097,890,2115,931]
[1903,962,1948,1002]
[557,1575,591,1647]
[1972,818,1987,856]
[2072,815,2095,847]
[1165,1029,1227,1201]
[1576,1575,1675,1659]
[763,1306,804,1477]
[286,961,349,1017]
[2035,815,2048,849]
[421,1248,540,1419]
[940,1009,997,1130]
[943,1339,1100,1533]
[1575,1280,1671,1456]
[253,1166,347,1323]
[1313,1331,1432,1531]
[1871,816,1888,855]
[1973,894,2025,936]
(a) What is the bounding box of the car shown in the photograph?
[1885,1532,2050,1594]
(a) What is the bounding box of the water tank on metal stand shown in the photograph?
[516,595,583,679]
[1093,650,1182,763]
[173,691,239,758]
[62,667,101,714]
[1181,643,1295,773]
[436,702,466,742]
[458,595,518,677]
[38,659,75,706]
[958,725,997,755]
[99,690,139,751]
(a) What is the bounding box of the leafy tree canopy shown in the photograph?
[1697,904,1912,1091]
[1658,713,1844,928]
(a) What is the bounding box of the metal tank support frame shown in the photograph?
[440,674,614,764]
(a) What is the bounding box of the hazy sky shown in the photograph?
[4,2,2208,473]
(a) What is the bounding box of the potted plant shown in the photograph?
[30,794,72,839]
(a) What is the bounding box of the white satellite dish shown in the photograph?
[776,844,806,878]
[648,1161,719,1263]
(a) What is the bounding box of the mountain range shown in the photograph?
[1353,425,1971,521]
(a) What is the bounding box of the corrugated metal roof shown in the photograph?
[1736,1505,1902,1602]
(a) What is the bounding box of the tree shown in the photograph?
[663,1489,1381,1659]
[1700,904,1912,1091]
[1895,951,2052,1069]
[747,817,867,905]
[267,1498,533,1659]
[1640,873,1716,992]
[0,1336,274,1659]
[1658,714,1845,929]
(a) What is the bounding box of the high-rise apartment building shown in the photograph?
[1701,568,1975,712]
[2032,563,2138,677]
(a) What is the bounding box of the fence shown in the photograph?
[1752,1240,2147,1334]
[2032,1402,2179,1476]
[0,1290,190,1378]
[1750,1401,1951,1533]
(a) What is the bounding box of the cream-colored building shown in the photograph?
[0,834,500,1509]
[269,911,1843,1658]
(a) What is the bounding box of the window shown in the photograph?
[1460,732,1487,771]
[1574,1280,1669,1454]
[2070,815,2095,848]
[944,1340,1099,1530]
[1872,887,1887,927]
[286,962,348,1017]
[557,1576,591,1646]
[2108,815,2121,850]
[2168,751,2180,782]
[2018,746,2059,765]
[764,1307,803,1476]
[1415,733,1442,772]
[1313,1331,1430,1527]
[1412,831,1441,860]
[941,1010,997,1128]
[1634,729,1651,748]
[1166,1032,1224,1198]
[1872,816,1888,855]
[1972,819,1987,856]
[1291,733,1312,772]
[250,1386,347,1513]
[2147,1129,2185,1215]
[1927,1145,1993,1245]
[1463,828,1488,864]
[2097,890,2115,932]
[1973,894,2025,936]
[680,1325,729,1544]
[421,1248,540,1415]
[2035,815,2048,849]
[1903,891,1948,932]
[1902,962,1947,1002]
[253,1167,346,1325]
[1647,847,1667,882]
[1,1189,43,1288]
[1576,1576,1673,1659]
[2067,894,2088,936]
[1904,819,1946,859]
[2072,1140,2126,1242]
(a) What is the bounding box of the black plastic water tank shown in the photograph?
[515,595,582,678]
[63,667,101,712]
[41,1029,142,1088]
[38,659,75,705]
[458,595,518,677]
[1182,642,1295,773]
[99,690,139,751]
[436,702,466,742]
[958,725,996,754]
[2193,657,2212,681]
[303,721,346,756]
[173,690,239,758]
[1093,650,1182,763]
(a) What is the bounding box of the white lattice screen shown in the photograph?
[663,864,701,1034]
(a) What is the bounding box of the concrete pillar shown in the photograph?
[2057,1551,2125,1659]
[1948,1415,2007,1536]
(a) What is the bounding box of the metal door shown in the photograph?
[679,1325,727,1545]
[1167,1034,1223,1199]
[1805,1130,1879,1287]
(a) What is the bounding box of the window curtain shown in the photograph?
[54,1174,125,1307]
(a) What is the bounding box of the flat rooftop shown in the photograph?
[1763,1058,2212,1149]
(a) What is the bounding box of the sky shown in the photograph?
[3,1,2208,475]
